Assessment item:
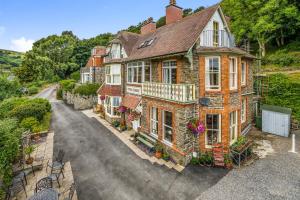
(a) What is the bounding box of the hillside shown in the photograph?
[0,49,23,72]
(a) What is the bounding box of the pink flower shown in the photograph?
[100,95,105,101]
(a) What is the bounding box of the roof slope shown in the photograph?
[126,4,219,61]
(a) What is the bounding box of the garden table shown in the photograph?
[28,188,59,200]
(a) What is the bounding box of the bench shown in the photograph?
[139,132,156,144]
[136,136,154,149]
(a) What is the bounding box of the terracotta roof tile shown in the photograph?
[121,95,141,109]
[98,85,122,96]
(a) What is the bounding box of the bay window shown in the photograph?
[206,114,221,147]
[163,111,173,145]
[205,57,220,90]
[241,62,246,86]
[150,107,158,137]
[241,98,247,123]
[127,61,151,84]
[163,61,177,84]
[230,111,238,144]
[229,57,237,90]
[105,96,121,117]
[106,65,121,85]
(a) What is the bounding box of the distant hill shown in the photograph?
[0,49,23,72]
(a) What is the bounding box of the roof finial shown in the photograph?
[170,0,176,5]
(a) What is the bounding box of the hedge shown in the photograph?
[59,79,76,92]
[73,83,100,96]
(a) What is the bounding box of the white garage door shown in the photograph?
[262,110,290,137]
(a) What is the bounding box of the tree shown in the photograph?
[156,16,166,28]
[0,75,21,101]
[183,8,193,17]
[194,6,205,13]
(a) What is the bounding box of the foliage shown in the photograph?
[156,16,166,28]
[0,118,23,186]
[231,136,247,151]
[224,154,232,165]
[162,151,170,161]
[73,83,100,96]
[59,79,76,92]
[263,73,300,121]
[0,49,23,72]
[199,151,213,165]
[24,145,35,158]
[0,75,21,101]
[0,97,27,119]
[112,120,120,128]
[20,117,39,132]
[155,143,163,152]
[28,86,39,95]
[221,0,300,57]
[187,118,206,136]
[56,88,63,100]
[190,157,200,165]
[70,71,80,81]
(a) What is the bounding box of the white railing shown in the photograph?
[142,82,196,103]
[201,30,235,48]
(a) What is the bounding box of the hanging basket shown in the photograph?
[118,106,127,113]
[100,95,105,101]
[187,118,206,137]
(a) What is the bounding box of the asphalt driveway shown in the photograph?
[39,87,228,200]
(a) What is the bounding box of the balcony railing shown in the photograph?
[142,82,196,103]
[201,30,235,48]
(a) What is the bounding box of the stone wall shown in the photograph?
[62,91,96,110]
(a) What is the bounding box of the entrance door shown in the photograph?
[132,118,141,132]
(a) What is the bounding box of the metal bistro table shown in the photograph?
[28,188,59,200]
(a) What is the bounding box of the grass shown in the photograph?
[0,49,23,72]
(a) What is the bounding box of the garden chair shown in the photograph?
[35,177,53,193]
[5,175,28,199]
[60,183,76,200]
[46,149,65,177]
[47,165,64,188]
[14,156,35,185]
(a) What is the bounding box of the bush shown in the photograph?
[74,83,100,96]
[0,98,28,119]
[0,75,21,101]
[56,88,63,100]
[28,86,39,95]
[70,71,80,81]
[199,152,213,165]
[20,117,39,132]
[263,49,300,67]
[190,157,199,165]
[112,120,120,128]
[59,79,76,92]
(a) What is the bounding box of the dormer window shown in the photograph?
[111,43,121,59]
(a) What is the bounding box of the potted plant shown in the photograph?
[24,145,35,165]
[162,151,170,161]
[155,143,163,159]
[199,152,213,167]
[224,154,233,169]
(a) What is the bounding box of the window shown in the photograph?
[105,96,121,117]
[110,43,121,59]
[163,111,173,145]
[205,57,220,90]
[229,57,237,90]
[150,107,158,137]
[241,99,247,123]
[163,61,177,84]
[139,38,156,49]
[206,114,221,147]
[127,61,151,84]
[213,21,219,47]
[106,65,121,85]
[241,62,246,86]
[230,111,238,144]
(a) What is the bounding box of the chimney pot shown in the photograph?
[166,1,183,24]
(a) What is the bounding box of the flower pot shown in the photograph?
[26,157,34,165]
[155,151,162,159]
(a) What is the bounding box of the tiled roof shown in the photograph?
[121,95,141,109]
[98,85,122,96]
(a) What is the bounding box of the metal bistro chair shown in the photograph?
[46,150,65,178]
[5,176,28,199]
[35,177,53,193]
[48,165,64,188]
[60,183,76,200]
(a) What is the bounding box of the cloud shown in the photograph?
[0,26,5,36]
[10,37,34,52]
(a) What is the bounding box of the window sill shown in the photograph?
[150,133,158,139]
[162,140,173,147]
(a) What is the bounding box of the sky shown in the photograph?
[0,0,219,52]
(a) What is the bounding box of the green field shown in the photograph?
[0,49,23,72]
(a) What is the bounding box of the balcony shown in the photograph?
[142,82,196,103]
[201,30,235,48]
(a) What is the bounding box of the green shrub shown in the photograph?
[59,79,76,92]
[20,117,39,132]
[28,86,39,95]
[56,88,63,100]
[112,120,120,128]
[39,112,51,132]
[0,97,28,119]
[231,136,247,150]
[263,49,300,67]
[190,157,200,165]
[199,152,213,165]
[70,71,80,81]
[74,83,100,96]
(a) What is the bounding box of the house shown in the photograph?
[80,46,106,84]
[98,1,255,165]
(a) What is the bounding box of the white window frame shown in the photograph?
[105,65,121,85]
[150,107,158,138]
[241,98,247,123]
[205,114,221,148]
[127,61,152,84]
[205,56,221,91]
[230,111,238,145]
[162,60,177,84]
[162,110,173,146]
[241,62,246,86]
[110,43,121,59]
[104,96,121,117]
[229,57,238,90]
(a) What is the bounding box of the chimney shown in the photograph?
[141,17,156,35]
[166,0,183,25]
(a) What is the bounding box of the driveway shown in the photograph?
[38,87,228,200]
